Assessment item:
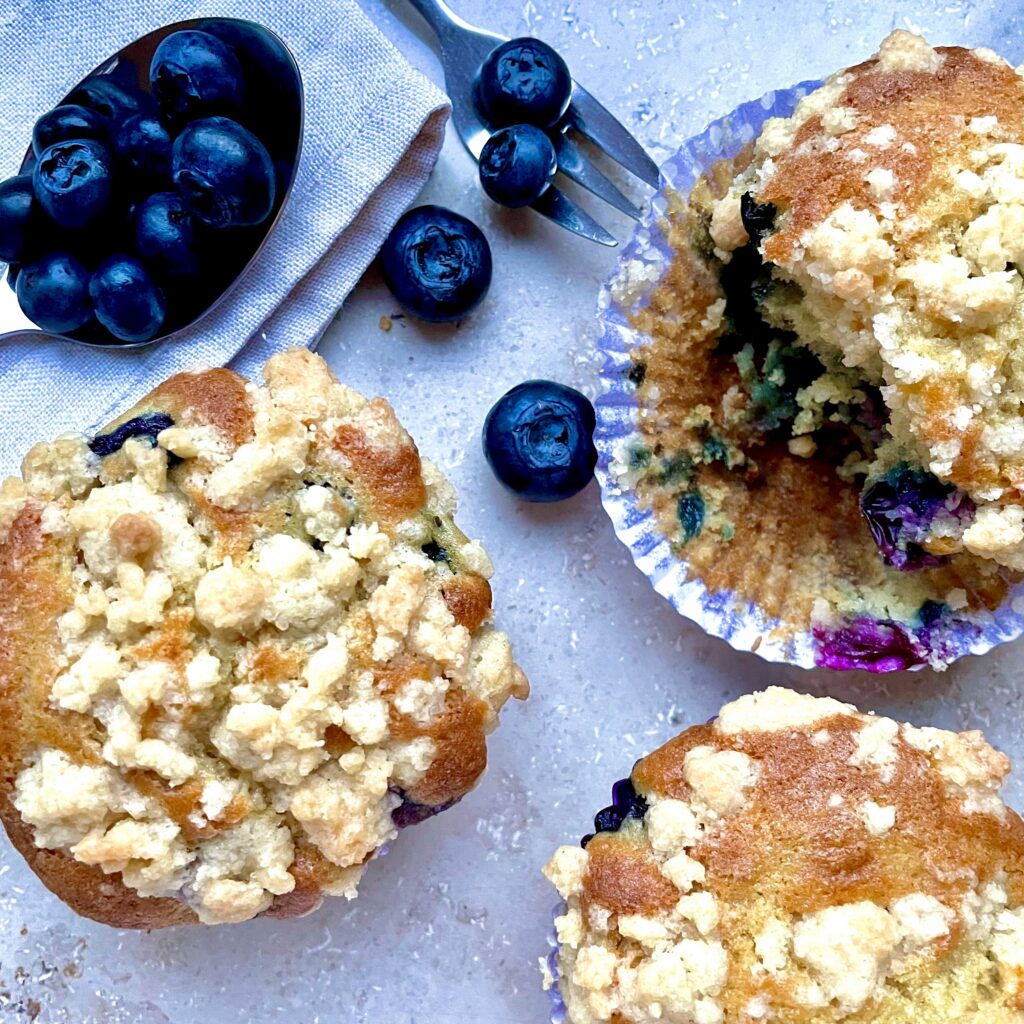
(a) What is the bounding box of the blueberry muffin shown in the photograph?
[611,31,1024,668]
[0,348,527,927]
[543,687,1024,1023]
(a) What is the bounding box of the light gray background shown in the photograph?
[2,2,1023,1022]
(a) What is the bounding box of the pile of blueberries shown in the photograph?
[0,26,293,345]
[380,38,596,504]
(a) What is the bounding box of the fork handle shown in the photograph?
[403,0,469,44]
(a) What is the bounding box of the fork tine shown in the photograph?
[567,83,660,188]
[450,96,619,246]
[532,185,617,247]
[554,134,642,221]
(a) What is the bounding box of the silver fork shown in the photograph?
[403,0,660,246]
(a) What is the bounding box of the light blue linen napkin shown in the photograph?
[0,0,449,472]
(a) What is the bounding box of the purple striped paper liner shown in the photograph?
[546,902,567,1024]
[592,81,1024,671]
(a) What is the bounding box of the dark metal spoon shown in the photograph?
[0,17,303,351]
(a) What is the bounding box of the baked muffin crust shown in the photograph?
[609,32,1024,664]
[730,32,1024,520]
[0,348,527,927]
[544,687,1024,1023]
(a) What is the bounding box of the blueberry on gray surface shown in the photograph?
[32,105,110,158]
[150,30,245,123]
[483,380,597,502]
[475,37,571,128]
[172,117,275,228]
[134,192,199,276]
[479,124,557,208]
[116,114,174,181]
[380,205,492,323]
[88,255,165,343]
[0,175,39,263]
[32,139,113,230]
[16,252,93,334]
[67,76,147,126]
[88,412,175,457]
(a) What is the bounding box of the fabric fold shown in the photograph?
[0,0,449,471]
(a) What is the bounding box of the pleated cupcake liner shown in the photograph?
[546,903,567,1024]
[593,81,1024,671]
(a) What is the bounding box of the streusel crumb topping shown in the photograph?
[544,688,1024,1023]
[608,33,1024,663]
[713,32,1024,564]
[0,349,527,925]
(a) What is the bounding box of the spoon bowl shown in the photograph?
[0,17,303,351]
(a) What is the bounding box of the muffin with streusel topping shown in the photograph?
[605,31,1024,669]
[0,348,527,928]
[542,687,1024,1023]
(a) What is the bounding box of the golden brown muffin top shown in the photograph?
[0,348,527,927]
[544,687,1024,1023]
[709,32,1024,564]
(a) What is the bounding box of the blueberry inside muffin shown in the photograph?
[610,31,1024,669]
[543,687,1024,1023]
[0,348,527,927]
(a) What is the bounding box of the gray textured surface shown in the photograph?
[2,2,1024,1022]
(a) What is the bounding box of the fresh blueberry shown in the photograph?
[67,76,146,126]
[88,412,175,457]
[475,37,571,128]
[380,205,492,323]
[0,175,40,263]
[150,30,245,122]
[479,124,557,208]
[32,140,113,229]
[62,202,136,273]
[32,105,109,157]
[6,264,19,291]
[172,117,275,228]
[859,464,974,571]
[197,20,300,161]
[483,380,597,502]
[16,252,93,333]
[89,255,165,343]
[134,192,199,275]
[166,221,255,306]
[115,114,173,180]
